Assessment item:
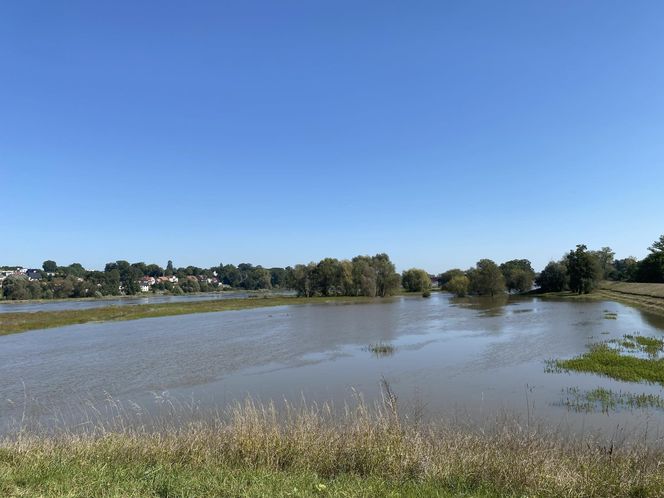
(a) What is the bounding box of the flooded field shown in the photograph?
[0,290,295,314]
[2,292,664,439]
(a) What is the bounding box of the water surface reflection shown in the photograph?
[2,293,664,439]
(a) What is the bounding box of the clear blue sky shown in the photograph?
[2,1,663,273]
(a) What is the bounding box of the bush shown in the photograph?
[446,275,470,297]
[401,268,431,292]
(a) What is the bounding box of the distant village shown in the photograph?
[0,266,222,293]
[0,260,285,300]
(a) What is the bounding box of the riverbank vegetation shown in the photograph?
[4,233,664,303]
[289,254,401,298]
[0,295,377,336]
[400,268,431,293]
[439,259,534,297]
[434,234,664,300]
[2,398,664,497]
[1,253,403,301]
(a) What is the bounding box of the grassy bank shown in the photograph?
[594,281,664,317]
[2,399,663,497]
[536,281,664,317]
[0,296,378,336]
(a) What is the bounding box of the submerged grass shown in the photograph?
[0,296,378,336]
[3,397,664,497]
[365,342,396,357]
[552,335,664,384]
[561,387,664,413]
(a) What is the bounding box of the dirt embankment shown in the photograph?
[595,281,664,316]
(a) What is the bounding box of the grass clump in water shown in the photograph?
[366,342,396,357]
[553,334,664,384]
[604,311,618,320]
[561,387,664,413]
[623,334,664,356]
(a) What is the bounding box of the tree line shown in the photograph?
[0,254,403,301]
[3,234,663,301]
[438,258,535,297]
[437,234,664,297]
[536,235,664,293]
[289,254,401,297]
[0,260,290,301]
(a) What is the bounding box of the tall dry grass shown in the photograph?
[3,388,664,497]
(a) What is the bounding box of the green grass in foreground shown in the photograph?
[0,459,486,498]
[2,399,663,497]
[0,296,378,336]
[552,335,664,384]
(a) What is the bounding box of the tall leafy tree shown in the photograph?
[438,269,464,288]
[446,274,470,297]
[611,257,638,281]
[42,260,57,273]
[589,247,615,279]
[536,261,568,292]
[565,245,600,294]
[401,268,431,292]
[351,256,377,297]
[371,253,400,297]
[499,259,535,293]
[469,259,505,296]
[648,234,664,254]
[636,253,664,283]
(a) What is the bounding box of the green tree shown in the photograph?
[401,268,431,292]
[221,264,242,288]
[165,260,174,276]
[635,253,664,283]
[269,267,288,288]
[1,276,30,300]
[611,257,638,281]
[146,264,164,278]
[179,277,201,293]
[371,254,400,297]
[64,263,86,278]
[291,263,316,297]
[316,258,345,296]
[536,261,568,292]
[42,260,57,273]
[648,234,664,254]
[446,274,470,297]
[589,247,615,279]
[438,269,464,288]
[565,245,600,294]
[499,259,535,293]
[351,256,377,297]
[468,259,505,296]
